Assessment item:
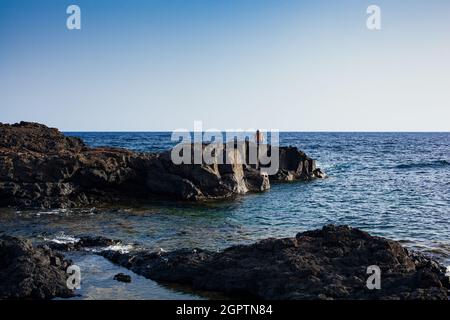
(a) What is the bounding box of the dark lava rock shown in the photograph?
[270,146,327,181]
[0,122,324,209]
[100,225,449,300]
[113,273,131,283]
[0,235,74,299]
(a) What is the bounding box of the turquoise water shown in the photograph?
[1,132,449,299]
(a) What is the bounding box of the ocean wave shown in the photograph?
[394,160,450,170]
[46,232,79,244]
[104,244,134,253]
[84,243,134,254]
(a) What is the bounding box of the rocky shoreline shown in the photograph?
[1,225,449,300]
[1,122,447,300]
[0,122,325,209]
[97,225,450,300]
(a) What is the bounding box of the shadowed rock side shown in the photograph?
[100,226,450,300]
[0,122,325,208]
[0,235,74,299]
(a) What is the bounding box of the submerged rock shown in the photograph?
[100,225,449,300]
[0,235,74,299]
[0,122,324,209]
[113,273,132,283]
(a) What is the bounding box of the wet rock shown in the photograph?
[0,235,74,299]
[0,122,324,209]
[48,235,122,251]
[113,273,131,283]
[100,225,449,300]
[313,168,327,179]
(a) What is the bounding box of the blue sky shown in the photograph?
[1,0,449,131]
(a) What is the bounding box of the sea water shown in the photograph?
[1,132,449,299]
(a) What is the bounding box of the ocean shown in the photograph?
[1,132,449,299]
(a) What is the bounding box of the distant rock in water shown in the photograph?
[100,225,449,300]
[0,235,74,299]
[0,122,325,209]
[113,273,132,283]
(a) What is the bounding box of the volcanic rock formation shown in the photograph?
[0,122,325,208]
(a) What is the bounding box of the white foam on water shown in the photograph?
[105,244,134,253]
[46,232,80,244]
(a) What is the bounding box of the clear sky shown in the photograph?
[1,0,449,131]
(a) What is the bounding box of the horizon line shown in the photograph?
[62,130,450,133]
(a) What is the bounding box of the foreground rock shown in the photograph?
[100,225,449,300]
[0,122,325,209]
[0,235,74,299]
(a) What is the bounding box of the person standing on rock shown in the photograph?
[255,130,264,169]
[255,130,264,144]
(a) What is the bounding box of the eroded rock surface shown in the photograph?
[0,235,74,299]
[100,225,449,300]
[0,122,324,208]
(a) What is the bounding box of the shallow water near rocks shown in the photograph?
[1,132,449,299]
[57,252,203,300]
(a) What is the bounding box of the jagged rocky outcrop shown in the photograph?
[100,225,450,300]
[270,146,326,181]
[0,122,325,208]
[0,235,74,299]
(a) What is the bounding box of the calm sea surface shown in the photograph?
[1,132,449,299]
